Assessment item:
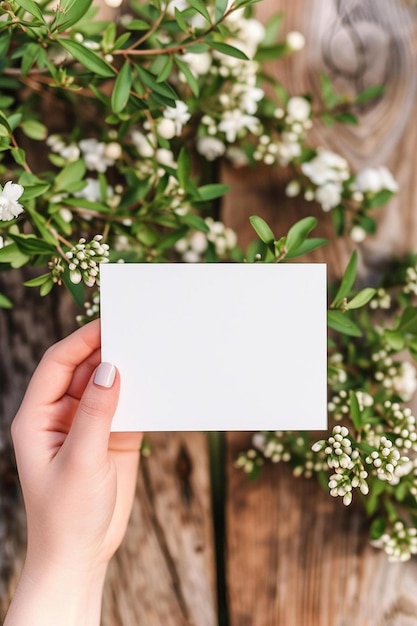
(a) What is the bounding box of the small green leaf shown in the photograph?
[179,213,210,232]
[331,251,358,308]
[320,73,342,109]
[9,234,55,256]
[157,56,174,83]
[346,288,376,310]
[54,0,94,32]
[369,516,386,540]
[111,61,133,113]
[209,41,249,60]
[40,279,54,296]
[54,159,86,193]
[384,329,405,351]
[367,189,394,208]
[16,0,45,22]
[21,119,48,140]
[24,273,52,287]
[249,215,275,245]
[174,8,190,33]
[59,39,115,78]
[396,307,417,334]
[0,293,12,308]
[177,148,191,189]
[187,0,211,21]
[11,147,26,166]
[327,310,362,337]
[196,184,230,201]
[285,216,317,254]
[349,390,362,430]
[355,85,385,105]
[175,56,199,96]
[333,112,359,126]
[285,237,328,259]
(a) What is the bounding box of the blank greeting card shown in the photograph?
[100,263,327,432]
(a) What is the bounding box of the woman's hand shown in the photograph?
[5,319,142,626]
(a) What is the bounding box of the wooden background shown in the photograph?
[2,0,417,624]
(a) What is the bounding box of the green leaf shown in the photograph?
[346,288,376,310]
[331,251,358,308]
[11,147,26,167]
[28,209,58,246]
[40,279,54,296]
[187,0,211,21]
[320,73,342,109]
[111,61,133,113]
[285,237,328,259]
[327,310,362,337]
[196,184,230,201]
[9,234,55,256]
[174,8,190,33]
[384,329,405,351]
[255,44,286,62]
[355,85,385,105]
[54,0,94,32]
[215,0,229,20]
[174,57,199,96]
[285,216,317,254]
[369,516,386,540]
[209,41,249,60]
[136,66,177,101]
[0,243,29,267]
[0,293,12,309]
[262,12,284,46]
[156,55,174,83]
[16,0,45,22]
[54,159,86,193]
[333,112,359,126]
[177,148,191,189]
[349,391,362,430]
[24,273,52,287]
[396,307,417,334]
[59,39,115,78]
[20,182,51,201]
[62,267,85,306]
[0,32,11,59]
[179,213,210,232]
[21,119,48,140]
[367,189,394,208]
[249,215,275,245]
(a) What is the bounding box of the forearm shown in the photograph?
[4,561,108,626]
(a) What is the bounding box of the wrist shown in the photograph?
[4,559,108,626]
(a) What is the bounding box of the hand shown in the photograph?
[5,319,142,626]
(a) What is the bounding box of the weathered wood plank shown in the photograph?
[226,434,417,626]
[103,433,216,626]
[225,0,417,624]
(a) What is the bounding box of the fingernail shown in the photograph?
[94,362,116,388]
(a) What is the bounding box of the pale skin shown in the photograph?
[4,319,143,626]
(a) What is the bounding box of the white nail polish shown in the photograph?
[94,362,116,388]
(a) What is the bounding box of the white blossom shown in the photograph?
[131,130,155,157]
[350,225,367,242]
[286,96,311,122]
[315,182,342,211]
[196,137,226,161]
[79,138,117,172]
[301,149,350,186]
[355,166,398,194]
[180,51,212,77]
[0,181,24,221]
[286,31,305,51]
[163,100,191,136]
[218,109,260,142]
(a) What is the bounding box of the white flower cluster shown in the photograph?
[0,181,24,221]
[328,352,347,385]
[66,235,109,287]
[384,400,417,451]
[312,425,369,505]
[373,351,417,401]
[251,431,291,464]
[175,218,238,262]
[365,436,407,482]
[157,100,191,140]
[371,521,417,562]
[369,287,391,310]
[292,449,328,479]
[403,264,417,296]
[354,166,398,196]
[235,448,264,475]
[47,134,122,172]
[301,149,350,212]
[76,290,100,325]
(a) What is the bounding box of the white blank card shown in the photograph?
[100,263,327,432]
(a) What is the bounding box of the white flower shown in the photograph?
[355,166,398,194]
[350,226,367,242]
[286,97,311,122]
[315,182,342,211]
[235,18,266,58]
[60,144,81,162]
[74,178,114,203]
[163,100,191,136]
[156,148,176,167]
[218,109,260,142]
[393,362,417,402]
[79,138,115,172]
[131,130,155,157]
[237,85,264,115]
[0,181,24,221]
[180,52,212,77]
[286,31,305,51]
[157,118,176,140]
[301,149,350,186]
[196,137,226,161]
[104,142,122,160]
[285,180,301,197]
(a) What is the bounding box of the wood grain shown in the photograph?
[225,1,417,624]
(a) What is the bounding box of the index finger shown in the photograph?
[19,319,101,412]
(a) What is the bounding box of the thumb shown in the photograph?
[64,362,120,462]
